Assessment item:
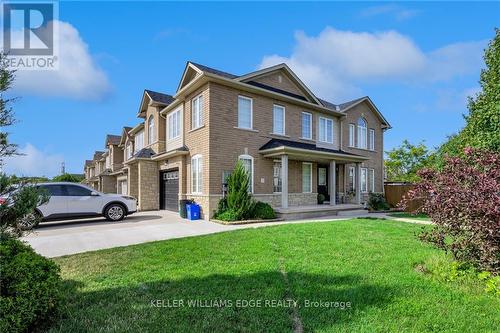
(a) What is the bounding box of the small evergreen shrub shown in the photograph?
[253,202,276,219]
[367,192,389,211]
[0,236,62,332]
[225,162,255,220]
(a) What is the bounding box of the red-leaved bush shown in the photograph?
[401,148,500,273]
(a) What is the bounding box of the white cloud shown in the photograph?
[360,5,420,21]
[2,143,64,178]
[259,27,485,101]
[7,21,112,101]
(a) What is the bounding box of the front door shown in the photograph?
[317,165,330,201]
[160,169,179,211]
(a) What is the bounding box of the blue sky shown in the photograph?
[3,1,499,177]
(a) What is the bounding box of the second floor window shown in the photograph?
[369,129,375,150]
[105,155,111,169]
[135,130,144,153]
[192,95,203,129]
[148,116,155,144]
[168,109,181,140]
[319,117,333,144]
[238,96,252,129]
[349,124,355,147]
[126,142,133,159]
[357,118,367,149]
[301,112,312,139]
[273,105,285,135]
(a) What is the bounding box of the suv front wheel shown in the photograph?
[104,204,126,221]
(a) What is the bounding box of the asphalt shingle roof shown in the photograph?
[93,151,105,160]
[133,148,156,159]
[106,134,121,146]
[145,90,175,105]
[189,61,239,79]
[259,138,362,157]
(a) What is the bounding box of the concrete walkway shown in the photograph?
[22,210,429,258]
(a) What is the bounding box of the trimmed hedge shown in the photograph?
[252,202,276,219]
[0,236,62,332]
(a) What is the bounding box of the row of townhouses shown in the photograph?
[83,62,391,219]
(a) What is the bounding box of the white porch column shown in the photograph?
[329,160,336,205]
[281,154,288,208]
[355,162,361,204]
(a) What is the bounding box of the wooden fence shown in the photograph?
[384,182,422,212]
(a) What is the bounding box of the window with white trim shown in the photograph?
[105,154,111,169]
[273,161,282,193]
[148,115,155,144]
[357,118,367,149]
[191,155,203,194]
[134,130,144,153]
[302,162,312,193]
[348,166,355,191]
[319,117,333,143]
[126,142,133,159]
[349,124,355,147]
[238,96,253,129]
[273,105,285,135]
[191,95,203,129]
[301,112,312,139]
[369,129,375,150]
[168,109,181,140]
[318,167,327,186]
[239,154,254,193]
[361,167,368,193]
[369,168,375,192]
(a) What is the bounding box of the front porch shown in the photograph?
[275,203,364,220]
[259,138,369,212]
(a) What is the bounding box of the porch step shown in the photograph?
[337,209,369,217]
[275,204,365,221]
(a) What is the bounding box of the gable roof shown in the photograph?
[84,160,93,167]
[119,126,133,146]
[338,96,391,129]
[236,63,322,106]
[105,134,121,147]
[93,151,105,160]
[138,90,175,117]
[189,62,238,79]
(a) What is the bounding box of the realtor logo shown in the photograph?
[1,1,58,70]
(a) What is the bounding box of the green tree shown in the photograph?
[0,53,47,236]
[225,161,255,220]
[52,173,84,183]
[384,140,432,182]
[437,28,500,160]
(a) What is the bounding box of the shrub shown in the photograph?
[225,162,255,220]
[401,148,500,273]
[367,192,389,211]
[317,193,326,204]
[0,235,62,332]
[253,202,276,219]
[216,209,239,222]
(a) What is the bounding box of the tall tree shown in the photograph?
[0,53,47,236]
[384,140,432,182]
[438,28,500,158]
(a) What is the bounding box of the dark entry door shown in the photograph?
[317,165,330,201]
[160,169,179,211]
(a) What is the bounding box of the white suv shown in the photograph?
[25,182,137,228]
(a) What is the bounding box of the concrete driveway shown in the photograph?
[22,210,398,258]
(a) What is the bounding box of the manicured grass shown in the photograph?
[50,219,498,332]
[387,212,431,221]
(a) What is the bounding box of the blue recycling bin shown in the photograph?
[186,204,200,220]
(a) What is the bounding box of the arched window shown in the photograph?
[148,115,155,144]
[357,117,367,149]
[238,154,254,193]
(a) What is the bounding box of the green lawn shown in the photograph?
[387,212,431,221]
[50,219,498,332]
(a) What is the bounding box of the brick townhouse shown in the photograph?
[83,62,391,219]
